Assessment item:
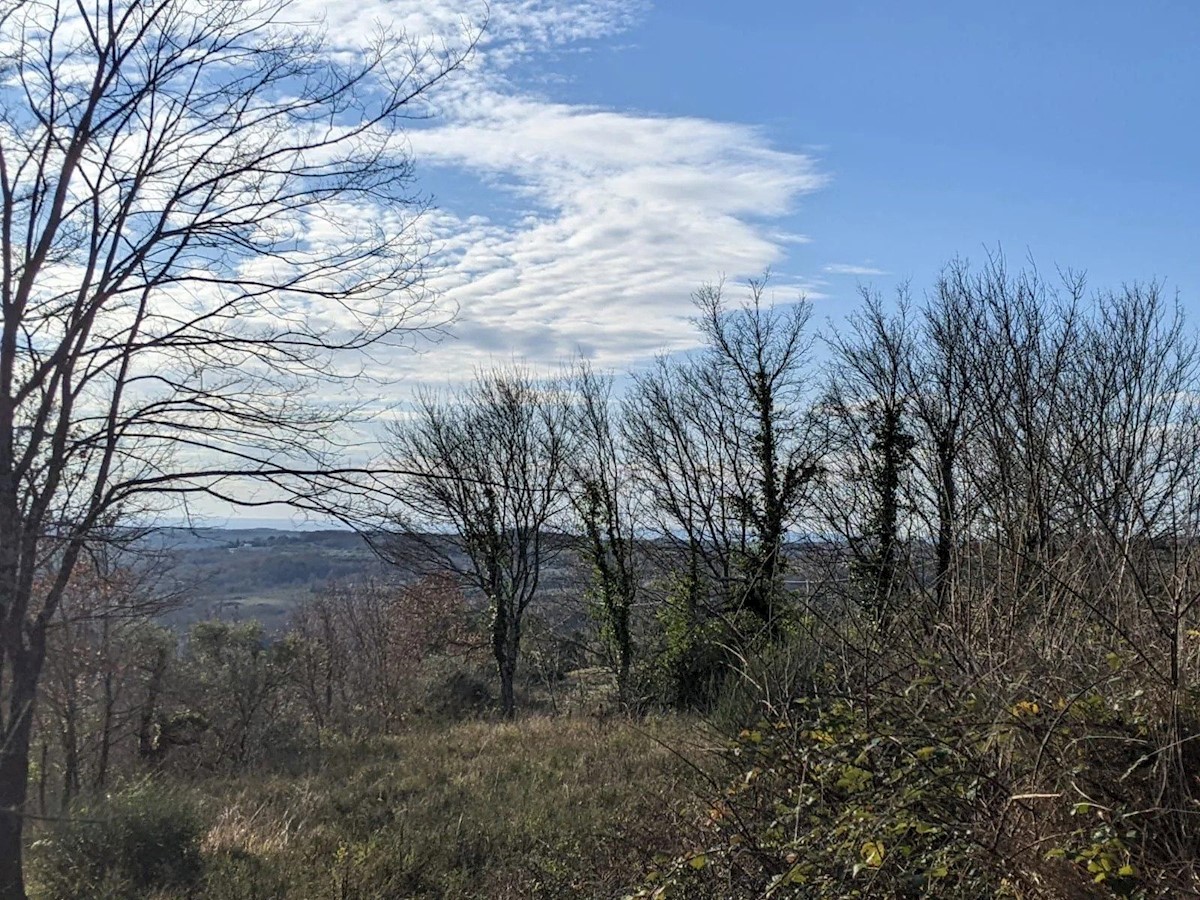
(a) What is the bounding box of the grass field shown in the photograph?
[30,716,710,899]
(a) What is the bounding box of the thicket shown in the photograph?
[631,259,1200,898]
[21,257,1200,898]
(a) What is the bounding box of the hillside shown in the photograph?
[149,528,387,630]
[148,528,590,634]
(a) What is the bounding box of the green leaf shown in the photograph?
[861,841,885,868]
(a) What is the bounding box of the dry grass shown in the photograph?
[190,714,705,899]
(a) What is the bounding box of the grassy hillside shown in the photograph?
[29,717,706,900]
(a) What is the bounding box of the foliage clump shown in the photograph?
[632,639,1200,899]
[29,785,204,899]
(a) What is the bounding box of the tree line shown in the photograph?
[384,257,1200,745]
[28,253,1200,893]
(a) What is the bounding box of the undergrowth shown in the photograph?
[29,716,701,900]
[631,647,1200,900]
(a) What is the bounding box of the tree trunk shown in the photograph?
[0,797,26,900]
[752,376,783,630]
[614,605,632,711]
[497,622,517,719]
[491,588,524,719]
[36,743,47,819]
[95,616,115,792]
[499,658,516,719]
[137,646,168,763]
[94,669,114,792]
[500,617,522,720]
[0,655,40,900]
[934,437,957,625]
[60,707,79,813]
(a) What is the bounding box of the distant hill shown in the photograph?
[143,526,832,636]
[146,527,585,635]
[148,528,387,631]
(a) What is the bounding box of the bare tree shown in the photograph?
[957,260,1085,640]
[0,1,468,892]
[567,364,640,709]
[289,574,472,734]
[906,263,980,628]
[386,370,573,719]
[37,551,179,811]
[820,286,918,631]
[1056,284,1200,851]
[625,279,820,634]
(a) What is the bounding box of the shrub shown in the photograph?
[633,690,1004,898]
[631,659,1167,899]
[707,626,827,734]
[29,784,204,899]
[420,664,495,720]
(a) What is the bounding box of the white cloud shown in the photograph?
[398,95,823,377]
[823,263,888,277]
[285,1,827,382]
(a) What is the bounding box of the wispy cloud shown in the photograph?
[822,263,888,277]
[402,96,823,377]
[287,1,825,382]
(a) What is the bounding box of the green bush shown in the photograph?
[631,662,1159,899]
[633,692,1003,899]
[30,784,204,899]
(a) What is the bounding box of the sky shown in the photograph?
[206,0,1200,525]
[358,0,1200,387]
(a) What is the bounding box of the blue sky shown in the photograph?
[672,3,1194,287]
[398,0,1199,376]
[570,2,1199,292]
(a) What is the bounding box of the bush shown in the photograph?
[420,663,495,720]
[633,690,1004,898]
[29,784,204,899]
[632,659,1163,899]
[707,626,827,734]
